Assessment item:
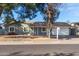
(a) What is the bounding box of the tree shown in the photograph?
[0,4,16,16]
[14,3,37,21]
[13,3,61,38]
[3,15,16,25]
[0,4,17,25]
[36,3,61,38]
[0,3,61,38]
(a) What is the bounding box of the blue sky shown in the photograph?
[1,3,79,23]
[56,3,79,22]
[35,3,79,23]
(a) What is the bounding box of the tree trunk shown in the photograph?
[47,4,51,39]
[47,17,51,39]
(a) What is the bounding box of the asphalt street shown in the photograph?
[0,44,79,56]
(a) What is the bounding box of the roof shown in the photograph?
[4,21,33,27]
[73,22,79,25]
[31,22,46,26]
[53,22,70,26]
[31,22,70,27]
[4,21,71,27]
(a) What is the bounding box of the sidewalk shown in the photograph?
[0,35,79,45]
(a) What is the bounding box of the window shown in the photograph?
[0,27,2,29]
[24,27,26,31]
[9,26,15,32]
[23,27,30,33]
[41,28,46,32]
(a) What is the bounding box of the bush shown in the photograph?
[8,32,17,35]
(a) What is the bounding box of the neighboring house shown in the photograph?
[72,22,79,36]
[0,24,5,35]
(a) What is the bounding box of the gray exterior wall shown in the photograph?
[33,27,70,36]
[75,27,79,35]
[5,24,31,35]
[0,29,5,35]
[33,27,47,36]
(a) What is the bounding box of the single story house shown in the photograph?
[30,22,71,37]
[0,21,79,37]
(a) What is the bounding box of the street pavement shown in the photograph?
[0,44,79,56]
[0,35,79,56]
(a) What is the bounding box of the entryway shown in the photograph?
[8,26,17,35]
[70,28,76,36]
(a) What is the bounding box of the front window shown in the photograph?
[24,27,26,31]
[0,27,2,29]
[9,26,15,32]
[41,28,46,32]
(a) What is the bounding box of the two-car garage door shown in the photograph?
[52,27,69,35]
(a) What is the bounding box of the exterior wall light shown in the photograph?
[71,24,74,27]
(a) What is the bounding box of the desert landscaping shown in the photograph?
[0,35,78,45]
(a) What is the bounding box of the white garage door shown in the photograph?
[52,27,69,35]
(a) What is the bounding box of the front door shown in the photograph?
[9,26,15,32]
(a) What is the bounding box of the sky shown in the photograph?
[1,3,79,23]
[34,3,79,23]
[56,3,79,23]
[28,3,79,23]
